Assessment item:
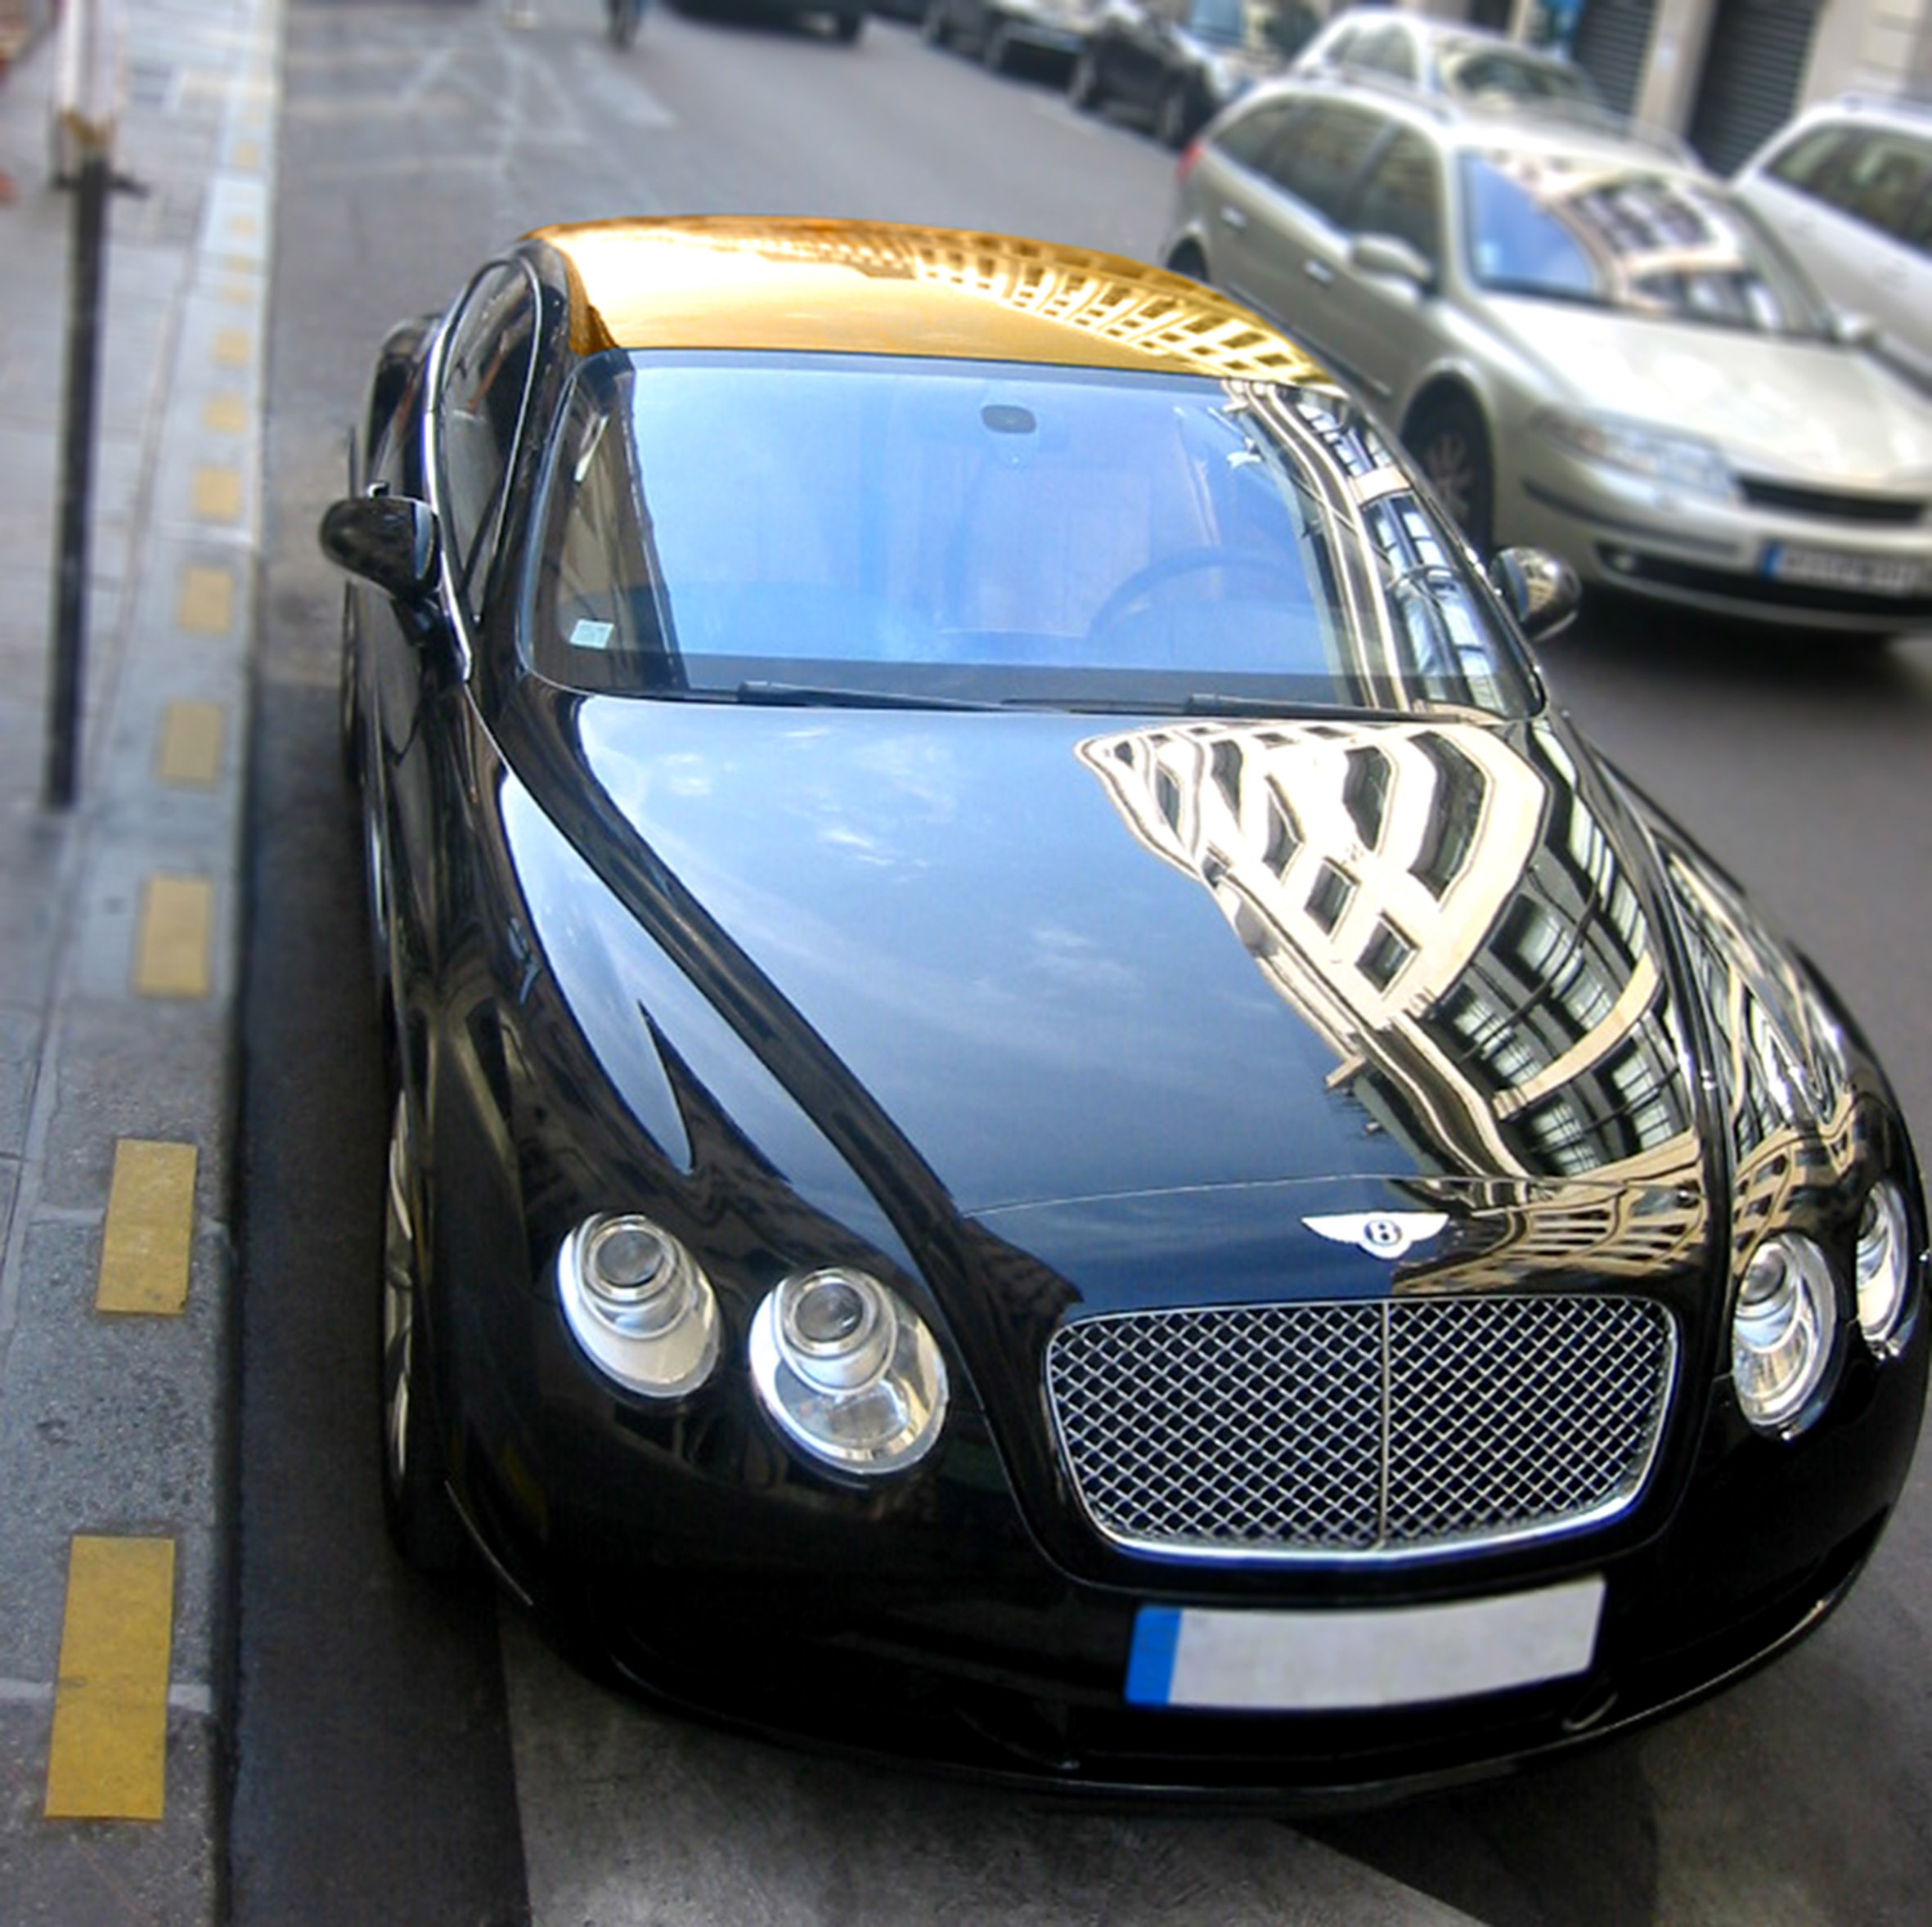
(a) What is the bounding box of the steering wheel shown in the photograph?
[1085,546,1310,643]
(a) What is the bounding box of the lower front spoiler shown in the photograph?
[532,1507,1888,1809]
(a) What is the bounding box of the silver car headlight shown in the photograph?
[1732,1234,1837,1434]
[1855,1179,1914,1351]
[749,1268,948,1474]
[1536,410,1735,501]
[557,1214,721,1398]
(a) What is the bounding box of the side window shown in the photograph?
[1353,128,1443,264]
[437,262,539,622]
[1264,101,1386,226]
[1766,126,1852,195]
[1824,130,1932,244]
[1215,97,1304,172]
[1348,25,1417,81]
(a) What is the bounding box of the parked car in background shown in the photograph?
[922,0,1094,74]
[1162,78,1932,637]
[1070,0,1320,149]
[1293,10,1614,124]
[673,0,866,38]
[321,213,1929,1799]
[1732,94,1932,398]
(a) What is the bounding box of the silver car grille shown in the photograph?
[1045,1296,1676,1561]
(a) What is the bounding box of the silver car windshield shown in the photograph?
[526,352,1538,719]
[1462,152,1828,335]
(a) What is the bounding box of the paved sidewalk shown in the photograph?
[0,1,276,1916]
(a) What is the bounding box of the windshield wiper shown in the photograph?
[735,681,999,712]
[1180,693,1405,720]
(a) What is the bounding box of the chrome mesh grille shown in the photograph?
[1045,1296,1675,1560]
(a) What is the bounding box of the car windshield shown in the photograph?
[525,351,1537,719]
[1462,151,1829,334]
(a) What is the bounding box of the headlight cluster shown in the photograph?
[556,1217,949,1476]
[1537,410,1735,502]
[1732,1179,1919,1435]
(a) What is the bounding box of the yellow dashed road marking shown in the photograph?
[191,466,243,523]
[45,1537,177,1821]
[133,876,213,999]
[202,393,248,436]
[98,1141,198,1315]
[232,139,260,171]
[157,701,225,787]
[213,328,251,369]
[176,564,233,636]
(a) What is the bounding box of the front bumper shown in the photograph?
[450,1300,1928,1803]
[1503,459,1932,636]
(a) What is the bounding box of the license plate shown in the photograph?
[1764,544,1927,597]
[1126,1577,1605,1713]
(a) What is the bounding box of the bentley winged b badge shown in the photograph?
[1302,1212,1449,1261]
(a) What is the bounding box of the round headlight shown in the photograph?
[749,1268,948,1474]
[1732,1235,1837,1434]
[557,1214,719,1398]
[1855,1179,1914,1350]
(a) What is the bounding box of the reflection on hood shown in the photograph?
[1079,716,1714,1282]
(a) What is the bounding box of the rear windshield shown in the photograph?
[1463,152,1829,335]
[525,351,1538,720]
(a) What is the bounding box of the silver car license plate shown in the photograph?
[1764,545,1927,596]
[1126,1577,1605,1712]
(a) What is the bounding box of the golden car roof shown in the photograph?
[526,217,1325,387]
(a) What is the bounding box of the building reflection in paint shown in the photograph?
[1078,713,1714,1283]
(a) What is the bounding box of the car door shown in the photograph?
[1804,126,1932,389]
[380,259,541,985]
[1228,97,1389,379]
[1319,122,1450,415]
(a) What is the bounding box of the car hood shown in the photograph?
[1488,299,1932,486]
[552,696,1717,1233]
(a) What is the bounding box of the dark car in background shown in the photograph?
[1071,0,1320,147]
[923,0,1096,74]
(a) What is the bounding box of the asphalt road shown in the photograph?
[235,8,1932,1925]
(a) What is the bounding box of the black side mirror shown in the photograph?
[318,494,440,607]
[1493,546,1581,644]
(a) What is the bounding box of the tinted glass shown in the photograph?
[1267,101,1386,223]
[1216,97,1302,170]
[1355,128,1443,261]
[527,352,1536,720]
[1188,0,1244,41]
[1437,40,1605,110]
[437,263,538,618]
[1347,25,1415,80]
[1816,128,1932,245]
[1765,124,1854,193]
[1462,153,1828,334]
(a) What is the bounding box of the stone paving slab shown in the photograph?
[0,2,276,1918]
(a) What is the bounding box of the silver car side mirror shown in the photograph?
[1350,232,1434,290]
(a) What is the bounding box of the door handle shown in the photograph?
[1305,258,1336,287]
[1219,205,1249,233]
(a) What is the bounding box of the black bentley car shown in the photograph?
[321,217,1927,1802]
